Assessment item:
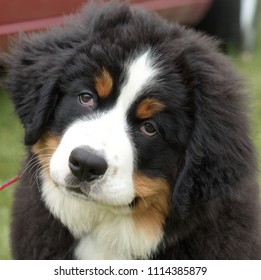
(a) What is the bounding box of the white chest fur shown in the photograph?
[75,235,122,260]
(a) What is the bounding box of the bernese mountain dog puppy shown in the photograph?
[1,1,261,259]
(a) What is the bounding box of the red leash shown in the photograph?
[0,175,20,191]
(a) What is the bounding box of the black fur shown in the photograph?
[1,1,260,259]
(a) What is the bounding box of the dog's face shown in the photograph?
[34,49,187,210]
[2,2,251,256]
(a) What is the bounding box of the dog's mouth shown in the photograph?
[66,186,86,196]
[64,175,92,198]
[65,185,137,210]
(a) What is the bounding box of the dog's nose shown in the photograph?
[69,146,108,182]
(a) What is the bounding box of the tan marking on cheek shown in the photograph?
[95,68,113,99]
[136,98,165,119]
[132,174,171,237]
[32,132,61,173]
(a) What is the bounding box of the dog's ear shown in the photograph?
[23,80,59,146]
[172,35,255,215]
[1,32,70,145]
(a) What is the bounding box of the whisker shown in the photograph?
[32,147,57,153]
[19,157,39,178]
[20,153,55,178]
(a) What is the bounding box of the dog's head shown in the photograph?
[2,2,254,236]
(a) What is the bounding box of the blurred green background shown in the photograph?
[0,12,261,261]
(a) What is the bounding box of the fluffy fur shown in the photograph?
[1,1,261,259]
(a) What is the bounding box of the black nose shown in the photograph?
[69,146,108,182]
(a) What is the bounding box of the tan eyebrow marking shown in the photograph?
[136,98,165,119]
[95,68,113,99]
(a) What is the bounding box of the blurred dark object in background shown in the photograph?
[196,0,260,52]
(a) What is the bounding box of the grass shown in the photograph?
[231,52,261,187]
[0,92,24,259]
[0,28,261,261]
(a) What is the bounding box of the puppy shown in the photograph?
[2,1,261,259]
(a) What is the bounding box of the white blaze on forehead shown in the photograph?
[117,50,157,113]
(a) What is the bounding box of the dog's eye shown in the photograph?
[78,91,95,108]
[140,122,157,136]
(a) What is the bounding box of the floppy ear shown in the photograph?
[172,38,255,215]
[1,34,64,145]
[0,29,78,145]
[22,80,59,145]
